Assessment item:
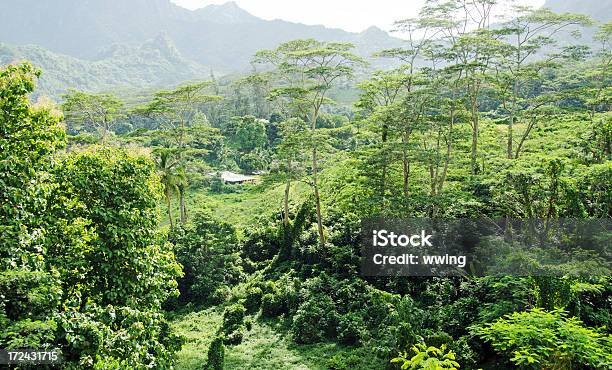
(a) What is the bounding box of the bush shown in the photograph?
[292,295,338,344]
[391,343,460,370]
[244,287,263,312]
[206,335,225,370]
[244,318,253,331]
[222,303,246,333]
[225,325,245,345]
[473,308,612,369]
[336,313,365,345]
[169,212,242,304]
[211,286,231,305]
[261,293,286,318]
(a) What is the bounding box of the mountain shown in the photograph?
[0,0,405,73]
[0,0,606,98]
[193,1,259,24]
[543,0,611,22]
[0,35,207,98]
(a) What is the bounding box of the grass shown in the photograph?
[170,307,386,370]
[160,181,311,231]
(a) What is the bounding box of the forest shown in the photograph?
[1,0,611,369]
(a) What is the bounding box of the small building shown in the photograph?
[208,171,257,185]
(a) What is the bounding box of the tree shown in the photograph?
[229,115,268,153]
[139,82,222,224]
[419,0,501,174]
[62,89,124,140]
[254,39,366,244]
[154,148,181,228]
[0,63,65,352]
[1,63,183,368]
[494,6,592,158]
[579,22,612,161]
[273,117,309,225]
[356,67,412,206]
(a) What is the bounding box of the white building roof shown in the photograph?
[219,171,255,183]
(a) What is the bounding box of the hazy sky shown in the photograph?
[171,0,547,33]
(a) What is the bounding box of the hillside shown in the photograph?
[0,0,404,73]
[0,35,207,98]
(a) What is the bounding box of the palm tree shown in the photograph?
[155,149,179,228]
[175,167,189,224]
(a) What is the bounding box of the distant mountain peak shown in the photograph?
[195,1,259,24]
[361,26,389,35]
[359,26,391,41]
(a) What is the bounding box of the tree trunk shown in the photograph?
[179,186,187,224]
[284,179,290,226]
[380,124,388,208]
[166,190,174,229]
[507,116,514,159]
[402,135,410,197]
[312,147,325,244]
[437,107,454,194]
[471,99,479,174]
[508,80,519,159]
[311,101,324,245]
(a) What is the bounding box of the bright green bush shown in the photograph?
[221,303,246,345]
[223,303,246,332]
[473,308,612,369]
[391,343,460,370]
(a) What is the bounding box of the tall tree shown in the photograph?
[62,89,124,140]
[139,82,222,224]
[274,117,309,225]
[254,39,366,244]
[494,6,592,158]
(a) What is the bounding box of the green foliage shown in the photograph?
[244,286,264,312]
[221,303,247,344]
[62,89,125,139]
[473,308,612,369]
[206,335,225,370]
[391,343,460,370]
[261,293,287,318]
[0,62,65,351]
[1,63,184,368]
[169,211,242,303]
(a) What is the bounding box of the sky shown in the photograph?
[171,0,547,33]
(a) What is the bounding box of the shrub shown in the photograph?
[169,212,242,304]
[336,313,365,345]
[222,303,246,333]
[244,287,263,312]
[225,325,245,345]
[472,308,612,369]
[391,343,460,370]
[292,295,338,344]
[211,286,231,305]
[261,293,286,318]
[206,335,225,370]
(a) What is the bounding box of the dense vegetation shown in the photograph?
[1,1,611,369]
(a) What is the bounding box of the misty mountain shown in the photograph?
[0,35,207,98]
[543,0,611,22]
[0,0,607,98]
[0,0,405,72]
